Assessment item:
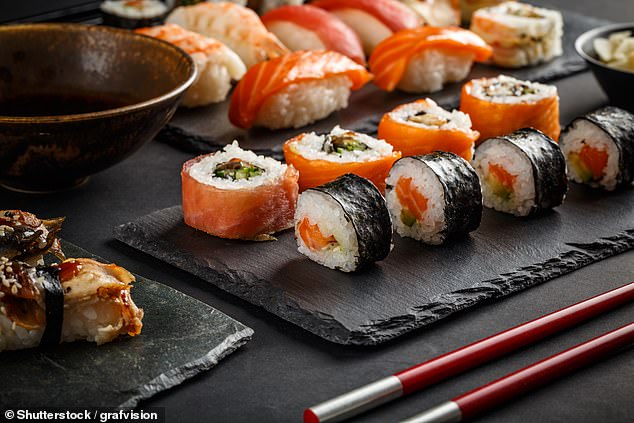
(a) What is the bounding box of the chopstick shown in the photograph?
[400,322,634,423]
[304,282,634,423]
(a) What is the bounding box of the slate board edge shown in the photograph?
[113,208,634,346]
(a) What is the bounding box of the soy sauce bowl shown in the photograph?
[0,23,196,193]
[575,22,634,112]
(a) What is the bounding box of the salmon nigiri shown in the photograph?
[228,50,372,130]
[369,26,492,93]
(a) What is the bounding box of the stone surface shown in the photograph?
[0,242,253,408]
[156,10,608,157]
[114,184,634,346]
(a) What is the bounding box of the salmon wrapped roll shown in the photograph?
[369,26,492,93]
[229,50,371,129]
[284,126,401,193]
[378,98,479,160]
[182,142,299,240]
[460,75,560,143]
[0,258,143,352]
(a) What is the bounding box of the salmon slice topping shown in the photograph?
[488,163,517,200]
[395,177,428,226]
[299,218,338,251]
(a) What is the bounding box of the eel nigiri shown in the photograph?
[0,210,64,265]
[0,257,143,352]
[261,5,366,65]
[136,24,246,107]
[228,50,371,130]
[311,0,421,55]
[166,2,289,67]
[369,26,492,93]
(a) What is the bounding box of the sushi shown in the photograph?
[399,0,460,27]
[261,5,366,65]
[136,24,247,107]
[470,1,563,68]
[250,0,311,16]
[0,210,64,265]
[181,142,299,240]
[228,51,371,130]
[386,152,482,244]
[460,0,506,23]
[311,0,420,55]
[369,26,492,93]
[283,126,401,192]
[294,174,392,272]
[100,0,168,29]
[166,2,289,67]
[460,75,560,142]
[560,106,634,191]
[472,128,567,216]
[377,98,479,160]
[0,257,143,352]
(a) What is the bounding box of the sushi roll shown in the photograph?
[228,51,371,130]
[181,142,299,240]
[399,0,460,27]
[283,126,401,192]
[311,0,420,55]
[261,5,366,65]
[378,98,479,160]
[386,152,482,244]
[0,210,64,265]
[473,128,567,217]
[136,24,247,107]
[460,75,560,142]
[0,258,143,351]
[100,0,168,29]
[166,2,289,67]
[470,1,563,68]
[294,174,392,272]
[560,106,634,191]
[369,27,492,93]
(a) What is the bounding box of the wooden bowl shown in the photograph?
[0,23,196,192]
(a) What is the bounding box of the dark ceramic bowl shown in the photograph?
[575,22,634,113]
[0,23,196,192]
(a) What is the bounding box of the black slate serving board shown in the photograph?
[156,9,609,158]
[0,241,253,408]
[114,185,634,346]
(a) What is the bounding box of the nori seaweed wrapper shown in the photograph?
[311,174,392,270]
[400,152,482,242]
[482,128,568,215]
[562,106,634,188]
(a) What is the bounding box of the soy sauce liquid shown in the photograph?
[0,92,137,117]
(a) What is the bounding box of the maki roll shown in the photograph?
[283,126,401,192]
[460,75,560,142]
[181,142,299,240]
[101,0,168,29]
[386,152,482,244]
[229,51,371,129]
[0,258,143,352]
[261,5,366,65]
[294,174,392,272]
[369,27,492,93]
[378,98,479,160]
[0,210,64,265]
[470,1,563,68]
[560,106,634,191]
[473,128,567,216]
[135,24,247,107]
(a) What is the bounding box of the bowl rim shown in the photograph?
[0,23,198,123]
[575,21,634,76]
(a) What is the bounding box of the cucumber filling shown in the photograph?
[214,158,264,180]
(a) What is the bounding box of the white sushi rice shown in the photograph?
[470,75,557,104]
[473,139,536,216]
[397,48,475,93]
[388,98,474,132]
[560,120,620,190]
[288,126,394,162]
[294,190,360,272]
[188,141,289,190]
[100,0,167,18]
[254,77,352,129]
[386,159,447,245]
[470,1,563,68]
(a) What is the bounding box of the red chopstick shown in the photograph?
[304,282,634,423]
[400,322,634,423]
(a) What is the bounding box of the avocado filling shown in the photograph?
[400,209,417,227]
[323,132,369,155]
[214,158,264,180]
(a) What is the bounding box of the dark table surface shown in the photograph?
[2,1,633,422]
